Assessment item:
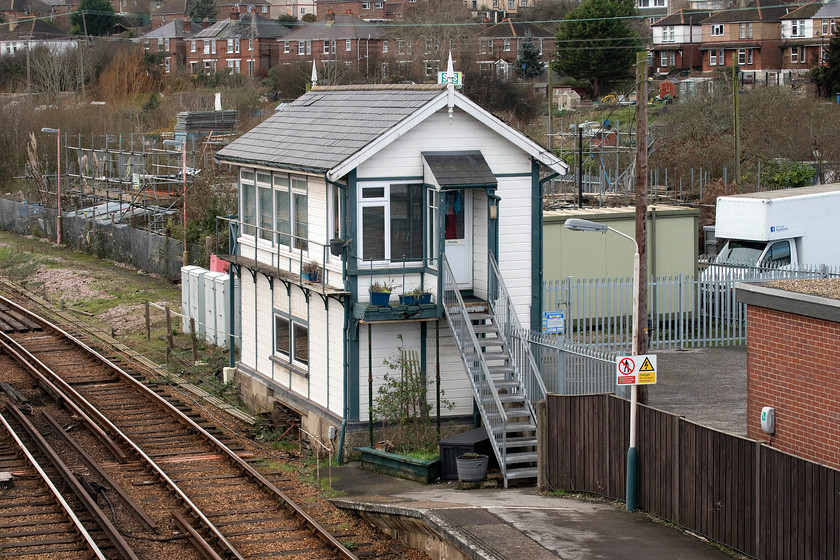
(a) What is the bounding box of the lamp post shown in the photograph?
[40,127,61,245]
[163,139,188,266]
[563,218,641,511]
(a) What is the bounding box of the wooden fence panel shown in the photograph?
[543,394,840,559]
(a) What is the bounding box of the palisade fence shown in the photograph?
[542,394,840,559]
[536,260,840,395]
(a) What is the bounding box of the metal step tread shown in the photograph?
[472,324,499,333]
[505,467,538,480]
[503,437,537,449]
[493,422,536,433]
[505,451,538,465]
[486,409,532,419]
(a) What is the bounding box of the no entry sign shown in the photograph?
[616,354,657,385]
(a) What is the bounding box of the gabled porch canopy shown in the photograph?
[422,151,498,190]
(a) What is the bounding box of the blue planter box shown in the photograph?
[369,291,391,306]
[356,447,440,483]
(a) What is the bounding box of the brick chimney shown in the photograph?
[230,11,239,20]
[183,20,191,32]
[326,9,335,25]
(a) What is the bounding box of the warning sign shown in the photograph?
[615,354,657,385]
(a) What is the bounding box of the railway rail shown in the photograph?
[0,292,365,560]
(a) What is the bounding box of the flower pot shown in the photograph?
[456,454,489,482]
[302,271,319,282]
[399,294,416,305]
[329,239,346,256]
[369,291,391,306]
[417,292,431,305]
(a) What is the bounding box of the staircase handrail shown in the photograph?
[441,255,509,471]
[488,254,547,407]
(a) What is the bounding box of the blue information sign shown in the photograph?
[542,310,564,334]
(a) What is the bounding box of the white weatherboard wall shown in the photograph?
[358,322,473,422]
[497,176,533,326]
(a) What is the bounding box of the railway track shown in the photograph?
[0,291,377,560]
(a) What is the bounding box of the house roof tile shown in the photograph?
[475,18,554,38]
[702,0,793,24]
[652,9,712,26]
[190,13,290,39]
[780,0,821,19]
[281,14,385,41]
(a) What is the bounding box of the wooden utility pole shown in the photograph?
[733,57,741,189]
[634,52,649,405]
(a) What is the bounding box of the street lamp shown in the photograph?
[563,218,641,512]
[163,139,188,266]
[40,127,61,245]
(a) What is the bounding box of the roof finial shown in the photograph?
[447,51,455,124]
[311,60,318,88]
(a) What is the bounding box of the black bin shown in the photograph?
[438,427,497,480]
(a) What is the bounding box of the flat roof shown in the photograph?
[723,184,840,200]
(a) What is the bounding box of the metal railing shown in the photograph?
[544,260,840,353]
[488,253,547,415]
[441,255,509,476]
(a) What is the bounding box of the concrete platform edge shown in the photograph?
[330,498,502,560]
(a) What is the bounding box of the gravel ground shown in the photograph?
[766,278,840,299]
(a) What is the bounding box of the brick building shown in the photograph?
[738,281,840,470]
[185,12,291,77]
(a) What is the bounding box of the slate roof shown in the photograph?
[652,9,712,26]
[423,151,497,188]
[281,14,385,41]
[139,19,193,39]
[0,17,67,39]
[190,13,290,39]
[216,85,445,173]
[813,0,840,19]
[0,0,49,13]
[475,18,554,39]
[781,0,822,19]
[153,0,268,17]
[701,0,793,23]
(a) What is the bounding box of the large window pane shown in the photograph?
[275,315,290,356]
[275,189,290,247]
[293,192,308,251]
[293,323,308,364]
[258,185,272,241]
[390,184,423,260]
[362,206,385,260]
[242,181,256,236]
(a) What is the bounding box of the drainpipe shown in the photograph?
[325,174,351,463]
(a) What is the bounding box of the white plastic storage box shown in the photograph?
[187,267,208,339]
[203,272,225,345]
[180,266,202,333]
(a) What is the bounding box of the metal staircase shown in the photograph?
[441,254,547,487]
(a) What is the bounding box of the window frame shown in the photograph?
[711,23,723,36]
[357,181,425,264]
[273,311,309,369]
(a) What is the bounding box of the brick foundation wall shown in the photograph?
[746,305,840,469]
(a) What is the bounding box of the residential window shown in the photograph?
[792,19,805,37]
[249,59,254,75]
[739,23,748,39]
[508,0,513,8]
[227,39,234,53]
[426,190,438,267]
[249,38,254,51]
[424,60,439,76]
[346,39,352,51]
[211,40,216,54]
[662,25,675,42]
[521,0,527,7]
[503,38,511,51]
[298,41,305,55]
[274,313,309,366]
[306,41,311,55]
[747,48,753,64]
[324,40,330,53]
[823,19,829,35]
[164,37,170,50]
[227,59,241,73]
[362,1,369,8]
[833,20,837,35]
[711,24,723,36]
[375,1,383,7]
[709,49,717,65]
[660,51,668,67]
[261,5,267,12]
[398,39,406,55]
[638,0,649,7]
[157,37,164,49]
[329,183,343,257]
[235,39,240,53]
[382,40,388,53]
[359,183,423,262]
[493,0,498,6]
[717,49,724,65]
[791,45,805,63]
[738,48,746,64]
[479,39,489,54]
[240,170,256,236]
[204,40,210,54]
[189,60,198,74]
[284,41,289,54]
[164,57,171,72]
[300,7,305,15]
